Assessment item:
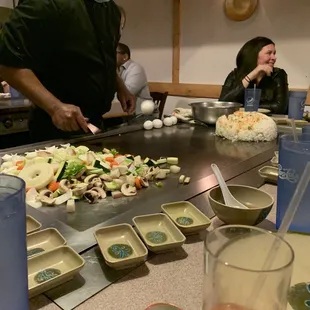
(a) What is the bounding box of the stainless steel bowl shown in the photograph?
[189,101,241,125]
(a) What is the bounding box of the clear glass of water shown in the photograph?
[203,225,294,310]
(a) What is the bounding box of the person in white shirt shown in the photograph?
[116,43,152,114]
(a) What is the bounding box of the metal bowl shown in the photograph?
[189,101,240,125]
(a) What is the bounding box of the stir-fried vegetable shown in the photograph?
[0,144,182,209]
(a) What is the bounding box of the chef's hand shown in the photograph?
[117,87,136,114]
[51,103,89,132]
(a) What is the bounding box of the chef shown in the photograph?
[0,0,135,142]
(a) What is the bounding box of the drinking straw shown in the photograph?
[290,118,298,142]
[248,161,310,308]
[253,84,256,104]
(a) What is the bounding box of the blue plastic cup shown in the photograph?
[288,91,306,120]
[0,175,29,310]
[244,88,261,112]
[277,133,310,233]
[9,87,23,99]
[302,124,310,135]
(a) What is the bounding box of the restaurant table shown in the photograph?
[29,184,280,310]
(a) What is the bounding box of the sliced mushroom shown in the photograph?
[71,183,88,197]
[39,189,53,198]
[59,179,69,193]
[126,175,136,186]
[69,179,78,186]
[92,187,107,199]
[59,179,76,193]
[99,174,113,182]
[40,195,56,206]
[38,190,56,205]
[140,178,149,188]
[121,183,137,197]
[145,167,160,180]
[84,190,99,204]
[91,177,103,188]
[84,174,98,184]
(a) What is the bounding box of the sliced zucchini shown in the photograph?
[156,158,167,165]
[184,177,191,184]
[167,157,178,165]
[104,181,120,191]
[93,160,110,173]
[179,175,185,184]
[55,162,68,182]
[86,168,104,175]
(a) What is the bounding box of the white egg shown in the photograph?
[141,100,155,115]
[163,117,173,127]
[152,119,163,129]
[170,116,177,125]
[143,120,153,130]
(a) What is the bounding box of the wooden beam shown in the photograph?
[149,82,308,99]
[149,82,221,98]
[305,87,310,106]
[172,0,181,83]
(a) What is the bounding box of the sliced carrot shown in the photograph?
[135,177,142,190]
[110,161,119,168]
[17,164,24,170]
[48,181,59,192]
[115,154,123,158]
[105,157,115,162]
[26,187,32,192]
[16,160,24,166]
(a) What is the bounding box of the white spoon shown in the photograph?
[211,163,248,209]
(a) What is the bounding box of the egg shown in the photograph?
[152,119,163,129]
[143,120,153,130]
[141,100,155,115]
[170,116,177,125]
[163,117,173,127]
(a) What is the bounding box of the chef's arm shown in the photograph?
[0,66,62,115]
[259,69,289,114]
[219,70,244,103]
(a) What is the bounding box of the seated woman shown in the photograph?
[219,37,289,114]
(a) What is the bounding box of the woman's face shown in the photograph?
[257,44,277,67]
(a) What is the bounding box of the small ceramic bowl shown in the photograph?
[145,303,183,310]
[208,184,274,226]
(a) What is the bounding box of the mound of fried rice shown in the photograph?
[216,111,277,142]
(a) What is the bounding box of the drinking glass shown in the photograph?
[0,174,29,310]
[244,88,261,112]
[277,133,310,233]
[302,124,310,134]
[288,91,306,120]
[203,225,294,310]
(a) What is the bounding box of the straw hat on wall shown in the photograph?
[224,0,258,21]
